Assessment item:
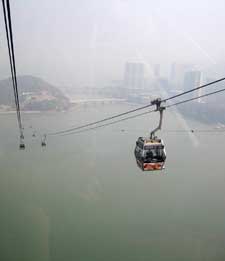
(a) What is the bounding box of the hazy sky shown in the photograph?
[1,0,225,87]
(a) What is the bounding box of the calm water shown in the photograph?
[1,103,225,261]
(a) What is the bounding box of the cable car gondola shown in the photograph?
[134,98,166,171]
[19,134,25,150]
[41,134,47,147]
[19,142,25,150]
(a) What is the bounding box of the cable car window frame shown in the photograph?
[144,144,164,150]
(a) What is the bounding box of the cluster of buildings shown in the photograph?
[73,61,213,105]
[119,61,208,103]
[21,91,57,104]
[169,63,205,98]
[123,62,204,92]
[20,90,69,111]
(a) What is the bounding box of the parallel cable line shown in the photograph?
[47,77,225,136]
[48,104,154,136]
[110,129,225,133]
[61,109,156,136]
[166,87,225,109]
[5,0,22,125]
[1,0,24,141]
[2,0,19,120]
[163,77,225,102]
[55,86,225,137]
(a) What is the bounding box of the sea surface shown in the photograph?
[0,103,225,261]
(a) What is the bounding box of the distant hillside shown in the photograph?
[0,75,69,111]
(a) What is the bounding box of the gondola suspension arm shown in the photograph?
[150,98,166,139]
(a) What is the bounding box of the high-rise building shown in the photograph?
[170,63,193,90]
[183,70,202,99]
[153,64,160,78]
[124,62,145,90]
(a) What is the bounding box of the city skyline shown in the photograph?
[1,0,225,87]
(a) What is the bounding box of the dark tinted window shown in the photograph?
[137,141,144,149]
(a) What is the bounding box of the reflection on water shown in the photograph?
[0,104,225,261]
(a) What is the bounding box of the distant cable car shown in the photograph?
[41,134,47,147]
[19,142,25,150]
[41,141,46,147]
[134,98,166,171]
[19,134,25,150]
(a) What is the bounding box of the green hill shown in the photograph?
[0,75,69,111]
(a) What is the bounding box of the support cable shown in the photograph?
[47,77,225,136]
[57,86,225,137]
[1,0,24,147]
